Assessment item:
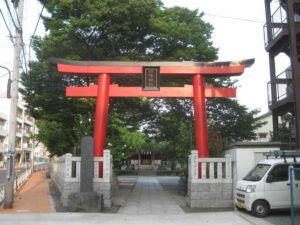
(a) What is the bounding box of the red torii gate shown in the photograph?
[52,59,254,177]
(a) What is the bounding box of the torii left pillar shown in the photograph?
[94,74,110,177]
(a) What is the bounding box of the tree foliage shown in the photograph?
[20,0,262,161]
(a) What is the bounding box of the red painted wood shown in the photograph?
[193,74,209,158]
[66,84,236,98]
[94,74,110,177]
[57,63,245,76]
[57,64,141,75]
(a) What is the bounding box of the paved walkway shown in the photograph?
[0,171,53,213]
[0,172,289,225]
[0,212,277,225]
[118,176,183,215]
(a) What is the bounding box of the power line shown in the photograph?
[0,72,10,79]
[6,0,28,73]
[4,0,20,32]
[31,4,45,43]
[0,9,14,43]
[29,4,45,61]
[12,1,22,30]
[204,12,264,24]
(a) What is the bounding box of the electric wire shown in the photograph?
[30,4,45,44]
[204,12,264,24]
[4,0,20,32]
[29,4,45,61]
[0,9,14,43]
[0,72,10,79]
[12,1,22,31]
[3,0,28,74]
[10,0,28,73]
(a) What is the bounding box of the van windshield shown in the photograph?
[243,164,271,181]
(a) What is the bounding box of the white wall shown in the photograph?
[254,112,273,142]
[225,142,280,180]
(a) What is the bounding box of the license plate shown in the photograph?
[236,201,244,209]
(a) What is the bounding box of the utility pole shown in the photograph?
[4,0,24,208]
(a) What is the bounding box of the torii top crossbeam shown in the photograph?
[52,58,254,177]
[52,58,254,76]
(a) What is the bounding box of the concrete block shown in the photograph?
[94,182,112,191]
[210,183,222,193]
[68,192,103,212]
[223,183,233,192]
[214,191,223,200]
[222,191,233,200]
[189,199,233,208]
[190,191,211,200]
[189,183,210,192]
[104,199,112,208]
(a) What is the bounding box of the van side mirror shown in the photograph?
[266,174,274,183]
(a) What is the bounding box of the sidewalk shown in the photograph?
[0,170,53,213]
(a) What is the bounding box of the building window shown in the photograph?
[258,133,268,139]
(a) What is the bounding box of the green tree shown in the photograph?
[20,0,262,162]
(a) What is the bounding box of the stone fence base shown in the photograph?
[187,150,233,208]
[50,150,112,208]
[187,182,233,208]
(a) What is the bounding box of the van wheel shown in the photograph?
[251,200,269,217]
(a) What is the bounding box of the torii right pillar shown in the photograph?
[193,74,209,158]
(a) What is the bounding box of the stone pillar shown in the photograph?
[103,150,112,182]
[94,149,112,207]
[65,153,72,179]
[61,153,81,207]
[80,136,94,192]
[188,150,199,182]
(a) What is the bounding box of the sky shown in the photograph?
[0,0,290,115]
[164,0,271,115]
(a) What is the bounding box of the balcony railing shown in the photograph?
[267,69,293,105]
[0,143,7,152]
[22,143,33,149]
[24,129,33,137]
[24,116,34,125]
[264,5,287,47]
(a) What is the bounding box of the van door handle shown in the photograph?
[287,183,290,186]
[296,183,299,188]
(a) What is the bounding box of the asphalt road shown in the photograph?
[236,209,295,225]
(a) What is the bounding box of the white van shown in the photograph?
[235,151,300,217]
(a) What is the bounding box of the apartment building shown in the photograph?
[264,0,300,149]
[254,112,273,142]
[0,98,48,166]
[0,112,8,167]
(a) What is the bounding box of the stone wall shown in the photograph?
[187,150,233,208]
[187,182,233,208]
[50,150,112,208]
